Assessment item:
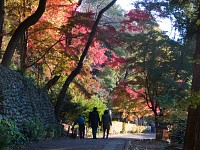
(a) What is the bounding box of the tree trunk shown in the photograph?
[1,0,47,68]
[54,0,117,120]
[155,115,162,140]
[20,31,28,72]
[55,65,82,120]
[191,5,200,92]
[19,0,28,72]
[155,115,163,140]
[44,75,61,91]
[0,0,4,59]
[184,4,200,150]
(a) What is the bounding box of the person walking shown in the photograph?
[150,122,156,133]
[73,114,85,138]
[89,107,100,139]
[102,110,112,139]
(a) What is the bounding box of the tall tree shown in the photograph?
[167,0,200,148]
[126,31,191,139]
[54,0,117,119]
[168,0,199,91]
[191,5,200,92]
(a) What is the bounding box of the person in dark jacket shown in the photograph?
[89,107,100,139]
[102,110,112,138]
[73,114,85,138]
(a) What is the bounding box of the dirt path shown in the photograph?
[21,137,128,150]
[20,133,156,150]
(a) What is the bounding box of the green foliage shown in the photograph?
[0,117,63,149]
[124,29,191,116]
[184,91,200,108]
[23,117,63,141]
[23,118,46,141]
[24,118,54,141]
[63,94,107,125]
[170,0,197,38]
[0,119,28,149]
[44,124,63,139]
[0,120,12,149]
[164,110,187,144]
[88,96,107,116]
[98,66,118,90]
[169,115,186,144]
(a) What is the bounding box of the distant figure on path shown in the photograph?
[73,114,85,138]
[89,107,100,139]
[102,110,112,139]
[150,122,156,133]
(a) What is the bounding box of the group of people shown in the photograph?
[72,107,112,139]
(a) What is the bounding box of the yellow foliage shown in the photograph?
[197,20,200,26]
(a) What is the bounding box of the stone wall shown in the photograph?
[0,65,58,127]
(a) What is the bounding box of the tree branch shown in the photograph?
[25,36,63,69]
[1,0,47,67]
[45,75,61,91]
[0,0,4,58]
